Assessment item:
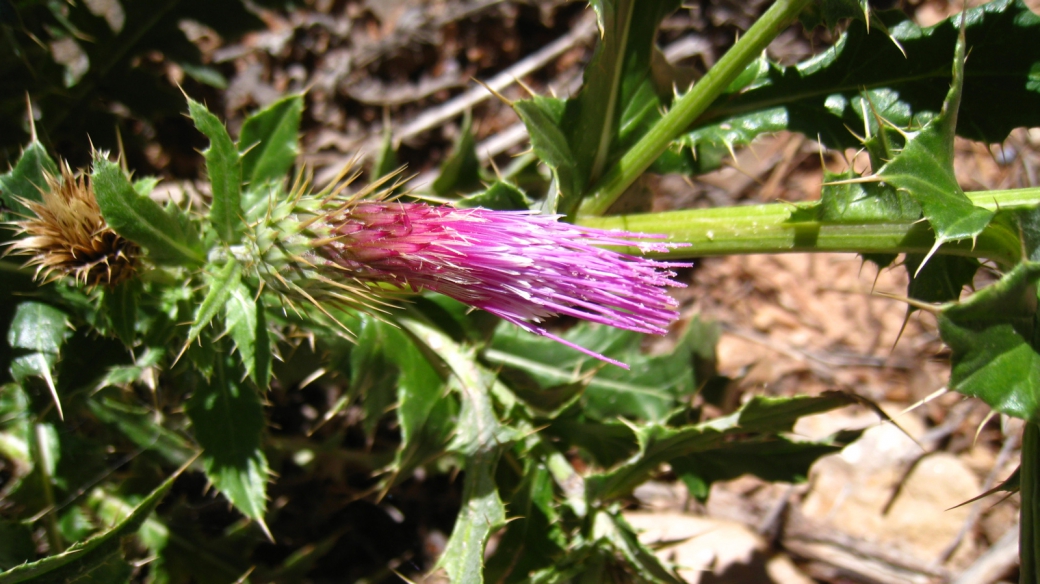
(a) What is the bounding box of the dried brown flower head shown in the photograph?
[6,161,138,288]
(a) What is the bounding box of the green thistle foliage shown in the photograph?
[2,1,1039,581]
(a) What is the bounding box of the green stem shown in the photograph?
[32,423,64,553]
[1023,422,1039,584]
[577,0,813,217]
[577,187,1040,266]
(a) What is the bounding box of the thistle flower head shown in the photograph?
[315,200,688,368]
[5,161,138,288]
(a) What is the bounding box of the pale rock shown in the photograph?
[801,417,982,568]
[624,512,813,584]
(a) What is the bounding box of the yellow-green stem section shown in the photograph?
[578,0,813,216]
[578,187,1040,267]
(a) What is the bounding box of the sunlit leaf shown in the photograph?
[183,259,242,354]
[188,98,242,243]
[225,283,271,389]
[437,451,505,584]
[819,168,920,224]
[239,94,303,186]
[939,262,1040,423]
[7,302,70,418]
[91,157,204,267]
[0,141,57,219]
[868,23,994,255]
[402,320,521,583]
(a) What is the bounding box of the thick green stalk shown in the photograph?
[577,187,1040,266]
[1023,422,1039,584]
[578,0,813,217]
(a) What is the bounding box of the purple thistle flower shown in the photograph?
[318,201,688,368]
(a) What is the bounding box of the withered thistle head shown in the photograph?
[5,161,138,288]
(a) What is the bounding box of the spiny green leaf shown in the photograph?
[511,97,580,212]
[239,94,303,186]
[585,392,857,500]
[819,168,920,223]
[7,302,69,366]
[875,20,993,249]
[456,181,530,211]
[7,302,70,419]
[350,318,402,438]
[91,156,204,266]
[396,320,518,581]
[484,464,565,582]
[938,262,1040,423]
[188,98,242,243]
[486,322,695,423]
[437,451,506,584]
[87,395,197,468]
[512,0,681,214]
[432,112,482,197]
[225,283,271,390]
[374,320,454,490]
[402,319,520,457]
[0,141,57,219]
[182,259,242,355]
[186,349,269,525]
[905,254,979,305]
[673,434,851,501]
[576,0,681,194]
[102,280,138,347]
[0,461,183,584]
[591,510,685,584]
[686,0,1040,154]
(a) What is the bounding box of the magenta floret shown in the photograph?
[319,202,688,368]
